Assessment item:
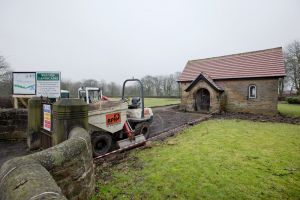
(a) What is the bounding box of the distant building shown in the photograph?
[178,47,286,115]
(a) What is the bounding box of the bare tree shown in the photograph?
[123,83,140,97]
[284,41,300,95]
[139,72,181,97]
[61,79,81,97]
[141,75,155,96]
[173,72,181,96]
[153,76,163,96]
[163,74,177,96]
[107,82,121,97]
[0,56,10,81]
[0,56,12,96]
[82,79,100,87]
[98,79,107,94]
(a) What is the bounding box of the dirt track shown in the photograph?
[149,105,209,137]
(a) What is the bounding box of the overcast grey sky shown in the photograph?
[1,0,300,84]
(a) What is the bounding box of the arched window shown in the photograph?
[248,85,256,99]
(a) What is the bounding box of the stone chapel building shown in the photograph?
[178,47,286,115]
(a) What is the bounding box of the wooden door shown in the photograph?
[196,89,210,111]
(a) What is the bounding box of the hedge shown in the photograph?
[286,96,300,104]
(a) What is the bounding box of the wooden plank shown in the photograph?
[19,98,28,108]
[13,97,18,109]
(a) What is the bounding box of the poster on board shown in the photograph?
[12,72,36,95]
[36,72,61,98]
[43,104,51,131]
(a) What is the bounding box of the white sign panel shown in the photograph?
[36,72,61,98]
[43,104,51,131]
[13,72,36,95]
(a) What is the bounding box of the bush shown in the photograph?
[286,96,300,104]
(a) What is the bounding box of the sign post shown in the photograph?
[36,72,61,98]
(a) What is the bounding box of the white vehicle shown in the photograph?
[60,90,70,99]
[78,79,154,157]
[78,87,104,104]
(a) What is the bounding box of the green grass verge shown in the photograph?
[93,120,300,200]
[278,103,300,117]
[144,98,180,107]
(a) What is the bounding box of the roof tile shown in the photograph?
[179,47,286,81]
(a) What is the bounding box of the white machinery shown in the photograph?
[78,87,103,104]
[78,79,153,157]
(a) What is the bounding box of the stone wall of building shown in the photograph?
[180,80,221,113]
[180,78,279,115]
[215,78,279,115]
[0,109,27,140]
[0,127,95,200]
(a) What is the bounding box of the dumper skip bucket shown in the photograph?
[117,134,146,150]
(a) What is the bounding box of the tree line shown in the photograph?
[0,54,181,97]
[61,72,181,98]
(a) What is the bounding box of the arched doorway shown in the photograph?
[195,88,210,112]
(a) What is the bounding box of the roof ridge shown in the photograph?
[188,47,282,63]
[184,73,224,92]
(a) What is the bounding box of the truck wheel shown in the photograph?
[91,132,113,157]
[135,122,150,139]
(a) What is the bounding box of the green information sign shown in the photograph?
[37,73,59,81]
[36,71,61,98]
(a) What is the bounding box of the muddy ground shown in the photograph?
[149,105,209,137]
[0,106,207,166]
[212,112,300,124]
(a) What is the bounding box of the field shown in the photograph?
[278,102,300,117]
[124,99,300,116]
[110,97,180,107]
[144,98,180,107]
[93,120,300,199]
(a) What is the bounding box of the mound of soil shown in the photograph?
[212,112,300,125]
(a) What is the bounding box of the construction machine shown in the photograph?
[78,86,109,103]
[78,79,153,157]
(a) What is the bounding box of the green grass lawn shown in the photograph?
[278,102,300,117]
[108,97,180,108]
[144,98,180,107]
[93,120,300,200]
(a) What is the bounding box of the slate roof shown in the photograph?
[179,47,286,82]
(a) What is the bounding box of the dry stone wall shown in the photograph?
[0,109,27,139]
[0,127,95,200]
